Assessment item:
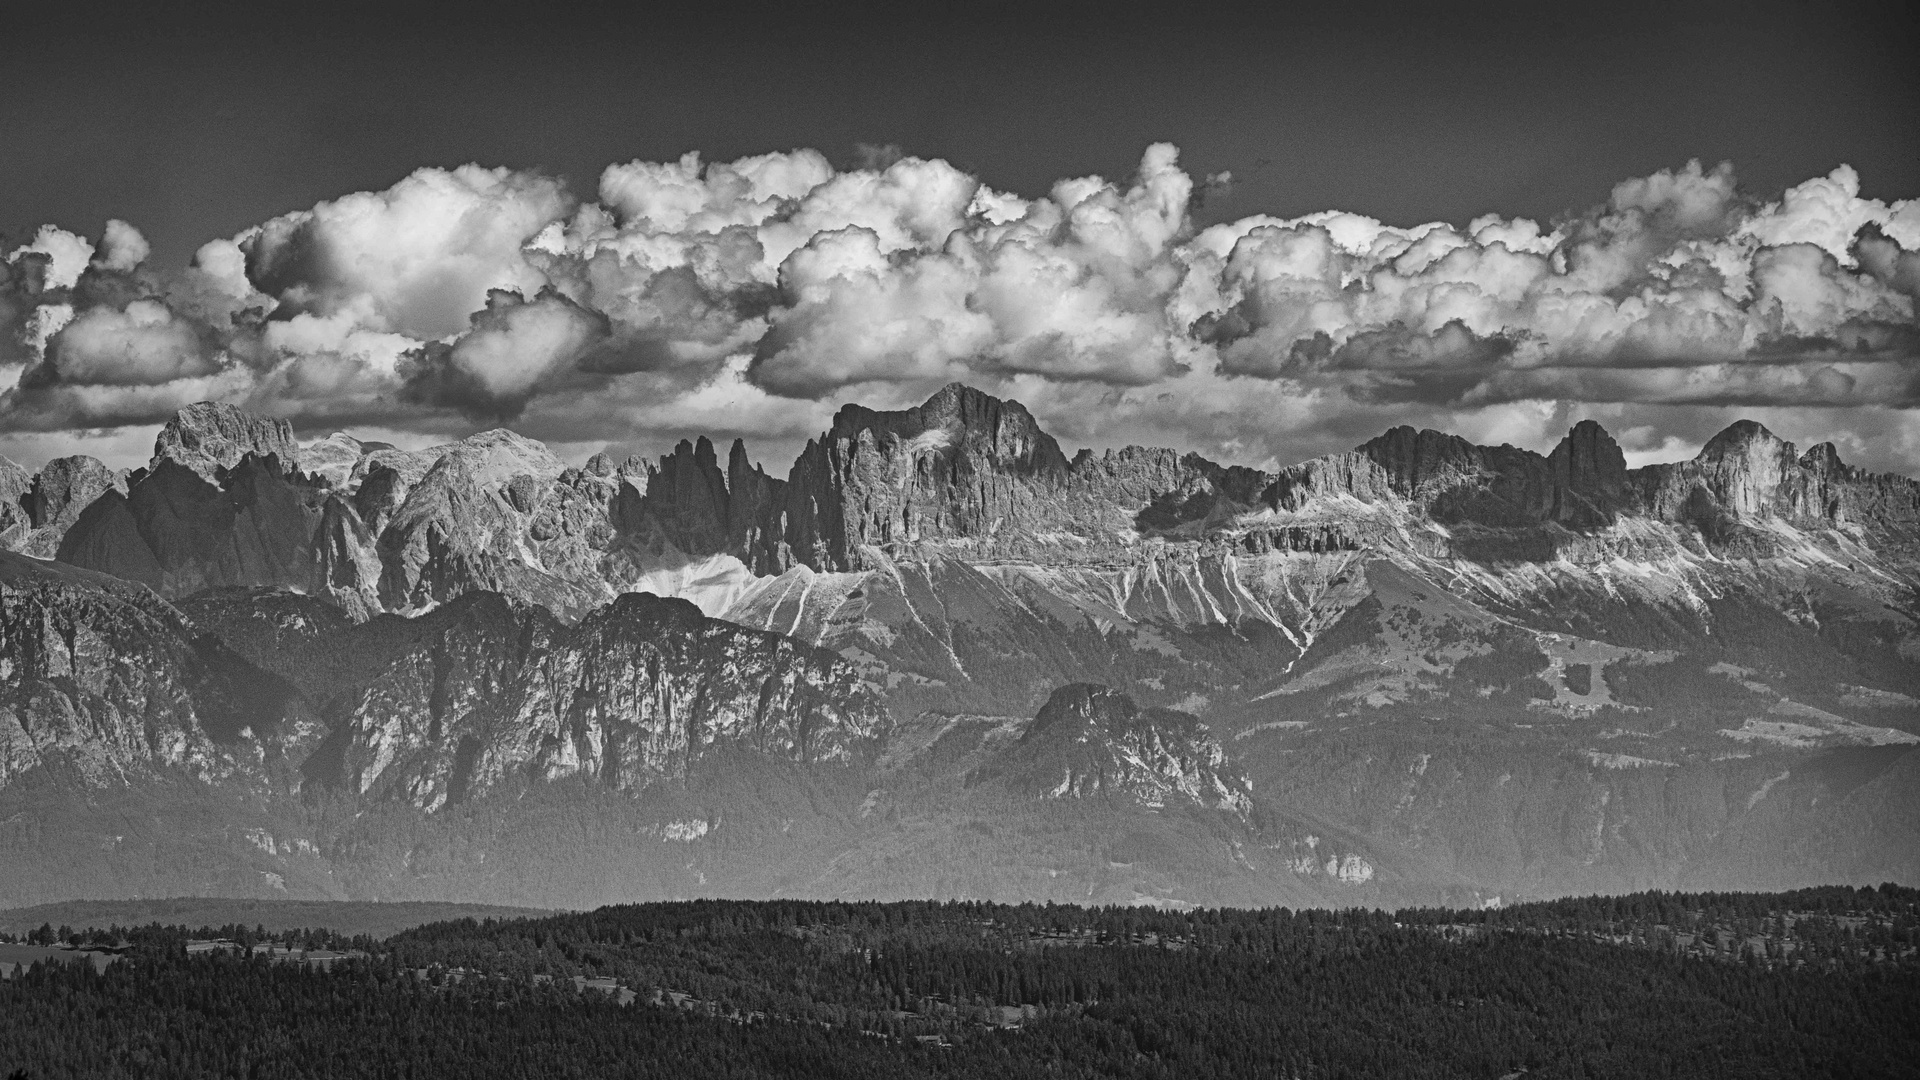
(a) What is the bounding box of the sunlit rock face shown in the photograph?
[316,590,889,811]
[779,383,1077,572]
[0,550,310,790]
[367,428,622,620]
[153,401,300,481]
[4,384,1920,910]
[975,683,1253,817]
[1,455,121,559]
[0,551,899,909]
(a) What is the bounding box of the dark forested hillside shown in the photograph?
[2,890,1915,1079]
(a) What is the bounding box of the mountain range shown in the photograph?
[2,384,1916,910]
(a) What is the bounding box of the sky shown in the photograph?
[2,0,1917,476]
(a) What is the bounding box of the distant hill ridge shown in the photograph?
[0,898,554,939]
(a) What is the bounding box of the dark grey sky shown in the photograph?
[6,0,1915,270]
[4,0,1919,480]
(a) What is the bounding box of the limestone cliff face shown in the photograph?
[974,683,1252,817]
[777,383,1073,571]
[57,455,331,599]
[314,591,890,810]
[1629,420,1920,552]
[1,553,891,806]
[1357,426,1556,527]
[294,433,369,490]
[153,402,299,481]
[371,429,623,620]
[350,446,450,535]
[0,459,31,548]
[1345,422,1631,531]
[17,389,1920,636]
[50,417,639,622]
[7,387,1920,908]
[1547,420,1630,527]
[618,436,790,572]
[0,551,306,789]
[1263,452,1399,511]
[0,455,121,559]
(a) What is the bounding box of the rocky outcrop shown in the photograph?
[616,437,791,572]
[1355,426,1555,527]
[1630,421,1920,549]
[295,433,366,490]
[57,454,331,599]
[23,389,1920,646]
[0,550,310,788]
[298,591,890,809]
[9,387,1920,909]
[153,402,299,481]
[52,421,635,622]
[782,383,1075,571]
[0,455,120,559]
[1262,452,1398,512]
[1547,420,1630,527]
[372,430,628,620]
[26,456,118,535]
[0,458,31,545]
[350,446,450,534]
[974,684,1252,817]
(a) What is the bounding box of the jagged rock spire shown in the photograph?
[154,401,298,480]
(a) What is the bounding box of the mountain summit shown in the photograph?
[3,385,1918,909]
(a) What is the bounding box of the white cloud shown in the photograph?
[400,288,610,419]
[8,226,95,290]
[0,146,1916,476]
[94,220,151,272]
[43,300,218,386]
[241,164,572,339]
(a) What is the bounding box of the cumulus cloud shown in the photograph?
[1,147,1918,476]
[1199,159,1919,414]
[94,220,151,273]
[751,142,1195,394]
[401,288,610,420]
[32,300,218,387]
[242,164,571,339]
[8,226,95,290]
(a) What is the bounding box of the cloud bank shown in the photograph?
[4,147,1918,474]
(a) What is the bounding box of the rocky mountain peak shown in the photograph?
[295,433,366,489]
[422,429,566,489]
[0,455,123,559]
[598,589,707,633]
[1686,419,1800,521]
[825,382,1072,477]
[1357,425,1488,494]
[1698,419,1791,463]
[1623,418,1909,540]
[27,456,118,530]
[998,684,1253,816]
[154,402,299,480]
[1354,425,1556,528]
[781,385,1077,571]
[1799,441,1847,474]
[612,435,789,572]
[0,458,33,541]
[1547,419,1629,526]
